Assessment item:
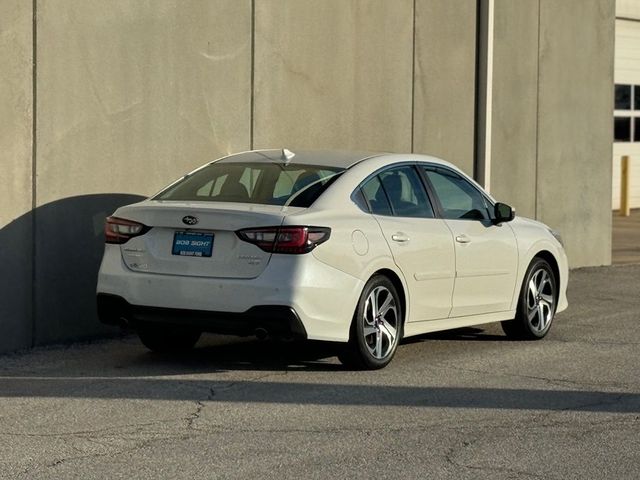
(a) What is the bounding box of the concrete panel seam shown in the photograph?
[31,0,37,348]
[473,0,481,181]
[411,0,416,153]
[475,0,494,191]
[534,0,541,220]
[250,0,255,150]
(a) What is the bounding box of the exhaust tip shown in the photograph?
[254,328,268,340]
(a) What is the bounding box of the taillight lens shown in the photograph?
[105,217,150,244]
[236,226,331,254]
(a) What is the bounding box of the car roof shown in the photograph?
[216,149,384,169]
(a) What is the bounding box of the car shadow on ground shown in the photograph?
[1,326,512,379]
[126,326,509,374]
[133,336,347,373]
[405,326,510,343]
[2,328,639,413]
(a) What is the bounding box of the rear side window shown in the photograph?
[378,166,434,218]
[358,166,435,218]
[156,162,344,207]
[361,176,392,215]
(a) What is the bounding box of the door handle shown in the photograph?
[391,233,410,243]
[455,234,471,244]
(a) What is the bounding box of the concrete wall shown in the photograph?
[254,0,414,152]
[36,0,252,203]
[32,0,252,345]
[489,0,539,220]
[488,0,614,267]
[0,0,253,352]
[0,0,616,353]
[413,0,477,176]
[536,0,614,267]
[0,0,33,352]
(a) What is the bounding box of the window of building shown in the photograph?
[615,117,632,142]
[614,83,640,143]
[615,84,631,110]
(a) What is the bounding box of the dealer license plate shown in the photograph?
[172,231,214,257]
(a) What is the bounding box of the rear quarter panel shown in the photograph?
[285,200,411,323]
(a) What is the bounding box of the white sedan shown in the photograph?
[97,150,568,369]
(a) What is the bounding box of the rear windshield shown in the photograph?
[155,162,344,207]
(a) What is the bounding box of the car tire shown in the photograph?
[137,324,201,353]
[340,275,403,370]
[501,257,557,340]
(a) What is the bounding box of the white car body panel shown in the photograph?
[445,218,518,317]
[372,214,455,321]
[114,201,304,278]
[97,150,569,344]
[98,244,364,342]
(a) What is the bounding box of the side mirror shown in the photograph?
[493,202,515,224]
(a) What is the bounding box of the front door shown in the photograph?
[421,165,518,317]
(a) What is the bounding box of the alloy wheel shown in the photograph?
[526,268,555,333]
[362,286,399,360]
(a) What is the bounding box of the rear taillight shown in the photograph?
[105,216,150,244]
[236,226,331,254]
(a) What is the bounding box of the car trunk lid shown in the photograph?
[114,200,302,279]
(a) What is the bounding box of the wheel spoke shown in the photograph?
[540,293,554,304]
[371,289,379,318]
[529,278,538,297]
[537,271,548,291]
[363,325,377,338]
[537,304,545,329]
[364,297,373,324]
[527,308,537,321]
[378,294,393,317]
[379,320,396,343]
[375,331,382,357]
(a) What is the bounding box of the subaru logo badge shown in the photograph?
[182,215,198,226]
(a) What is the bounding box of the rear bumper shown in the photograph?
[96,244,364,342]
[97,293,307,339]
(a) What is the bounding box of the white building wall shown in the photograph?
[613,18,640,209]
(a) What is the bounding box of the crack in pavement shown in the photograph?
[0,418,180,439]
[208,370,290,396]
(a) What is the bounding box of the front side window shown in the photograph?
[423,167,491,221]
[156,162,343,207]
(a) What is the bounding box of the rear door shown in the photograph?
[361,165,456,322]
[421,165,518,317]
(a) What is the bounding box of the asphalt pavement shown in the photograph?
[1,264,639,479]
